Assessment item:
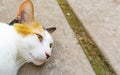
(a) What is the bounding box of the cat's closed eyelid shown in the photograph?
[50,43,53,48]
[36,34,43,42]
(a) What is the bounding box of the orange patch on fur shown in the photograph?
[14,21,44,36]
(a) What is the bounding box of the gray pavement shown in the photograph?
[67,0,120,74]
[0,0,95,75]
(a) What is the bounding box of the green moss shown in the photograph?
[57,0,116,75]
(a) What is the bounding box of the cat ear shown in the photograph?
[46,27,56,34]
[16,0,34,24]
[14,23,33,36]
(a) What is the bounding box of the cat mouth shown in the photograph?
[34,58,44,63]
[29,53,45,63]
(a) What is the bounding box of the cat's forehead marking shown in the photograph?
[14,21,44,36]
[30,21,44,32]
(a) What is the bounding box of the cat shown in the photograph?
[0,0,56,75]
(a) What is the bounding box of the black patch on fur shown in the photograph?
[9,19,18,25]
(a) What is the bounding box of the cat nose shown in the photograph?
[45,52,51,59]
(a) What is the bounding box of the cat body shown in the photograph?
[0,23,18,75]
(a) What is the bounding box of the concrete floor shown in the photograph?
[0,0,95,75]
[67,0,120,74]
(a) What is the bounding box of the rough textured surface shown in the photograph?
[0,0,95,75]
[67,0,120,74]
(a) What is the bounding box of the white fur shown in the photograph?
[0,23,54,75]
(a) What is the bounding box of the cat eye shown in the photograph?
[50,43,53,48]
[36,34,43,42]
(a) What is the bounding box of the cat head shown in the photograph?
[14,0,56,65]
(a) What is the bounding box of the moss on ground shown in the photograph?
[57,0,116,75]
